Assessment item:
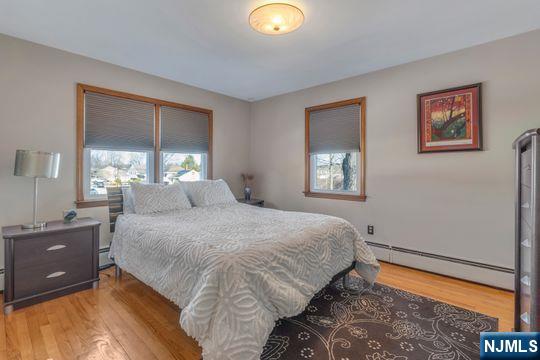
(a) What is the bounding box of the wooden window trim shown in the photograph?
[304,97,366,202]
[76,83,213,208]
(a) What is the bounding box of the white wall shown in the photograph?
[249,30,540,288]
[0,34,251,268]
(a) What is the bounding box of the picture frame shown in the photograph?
[417,83,482,153]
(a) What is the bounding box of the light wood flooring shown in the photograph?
[0,262,513,359]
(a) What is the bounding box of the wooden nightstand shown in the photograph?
[2,217,100,314]
[237,198,264,207]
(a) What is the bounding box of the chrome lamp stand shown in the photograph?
[22,177,46,229]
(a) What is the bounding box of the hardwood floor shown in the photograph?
[376,262,514,332]
[0,262,513,359]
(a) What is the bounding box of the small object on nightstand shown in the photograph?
[2,217,100,315]
[237,198,264,207]
[241,173,254,201]
[63,209,77,223]
[244,186,252,201]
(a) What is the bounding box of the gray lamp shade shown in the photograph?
[14,150,60,178]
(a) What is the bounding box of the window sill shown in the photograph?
[76,199,109,209]
[303,191,366,202]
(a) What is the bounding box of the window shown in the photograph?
[77,84,212,208]
[159,105,210,184]
[86,149,152,198]
[305,98,366,201]
[161,152,206,184]
[311,152,359,194]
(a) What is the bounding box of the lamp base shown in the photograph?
[21,221,46,230]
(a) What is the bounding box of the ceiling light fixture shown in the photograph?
[249,3,304,35]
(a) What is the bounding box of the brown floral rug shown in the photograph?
[262,277,497,360]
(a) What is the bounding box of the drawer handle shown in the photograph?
[46,244,66,251]
[521,312,530,324]
[46,271,66,279]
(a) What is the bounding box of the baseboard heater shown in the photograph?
[98,246,114,271]
[366,241,513,274]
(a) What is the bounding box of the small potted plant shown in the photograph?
[241,173,254,201]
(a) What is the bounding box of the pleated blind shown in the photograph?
[160,106,209,153]
[84,92,155,151]
[309,104,361,154]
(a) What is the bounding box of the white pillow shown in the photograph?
[181,179,237,207]
[122,187,135,214]
[131,183,191,214]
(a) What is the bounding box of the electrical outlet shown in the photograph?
[367,225,374,235]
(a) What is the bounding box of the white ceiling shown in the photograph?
[2,0,540,101]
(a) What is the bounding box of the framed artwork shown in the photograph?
[417,83,482,153]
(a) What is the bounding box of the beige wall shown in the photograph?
[2,29,540,289]
[0,34,251,261]
[249,30,540,288]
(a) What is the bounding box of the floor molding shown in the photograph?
[367,241,514,289]
[366,241,513,273]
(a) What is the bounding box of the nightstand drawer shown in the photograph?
[14,255,93,299]
[13,229,92,270]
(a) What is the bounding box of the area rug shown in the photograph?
[262,277,497,360]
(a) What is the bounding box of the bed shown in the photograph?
[108,185,379,360]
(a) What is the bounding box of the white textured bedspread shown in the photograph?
[109,203,379,360]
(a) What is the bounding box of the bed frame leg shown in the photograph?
[115,265,122,278]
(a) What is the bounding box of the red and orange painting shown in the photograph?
[417,84,482,153]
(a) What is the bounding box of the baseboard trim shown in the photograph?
[365,241,513,274]
[377,260,513,292]
[367,241,514,289]
[99,263,115,271]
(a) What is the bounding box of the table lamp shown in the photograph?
[14,150,61,229]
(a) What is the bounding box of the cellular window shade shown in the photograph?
[309,104,361,154]
[84,92,155,151]
[160,106,209,153]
